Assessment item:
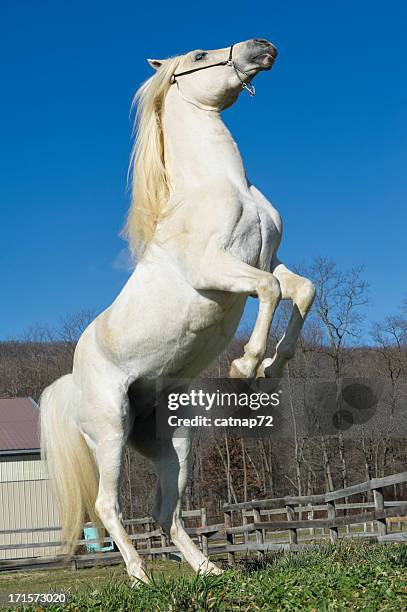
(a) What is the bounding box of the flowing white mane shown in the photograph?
[124,56,182,255]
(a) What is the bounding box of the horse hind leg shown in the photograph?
[151,436,222,575]
[80,402,148,584]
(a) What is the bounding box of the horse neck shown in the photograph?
[162,87,247,193]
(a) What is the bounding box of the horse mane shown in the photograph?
[124,56,182,256]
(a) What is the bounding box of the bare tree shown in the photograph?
[370,297,407,480]
[306,257,369,489]
[58,309,96,359]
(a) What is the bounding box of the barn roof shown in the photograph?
[0,398,40,455]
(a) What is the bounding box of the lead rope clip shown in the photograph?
[242,81,256,97]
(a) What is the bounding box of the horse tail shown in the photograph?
[40,374,101,557]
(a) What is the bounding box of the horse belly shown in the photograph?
[168,291,246,376]
[95,269,246,378]
[140,290,246,376]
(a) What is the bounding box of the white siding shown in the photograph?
[0,456,60,559]
[0,456,48,483]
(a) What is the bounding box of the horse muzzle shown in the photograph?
[251,39,278,70]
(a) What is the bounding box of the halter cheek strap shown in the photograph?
[172,44,256,98]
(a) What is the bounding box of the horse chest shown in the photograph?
[256,205,282,270]
[226,198,280,270]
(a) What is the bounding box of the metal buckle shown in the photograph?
[242,82,256,97]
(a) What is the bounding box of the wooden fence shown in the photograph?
[222,471,407,563]
[1,472,406,572]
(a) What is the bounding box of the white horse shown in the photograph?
[41,38,315,582]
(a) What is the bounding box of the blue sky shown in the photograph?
[1,0,406,339]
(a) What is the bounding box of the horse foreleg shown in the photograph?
[193,248,281,378]
[258,259,315,378]
[153,436,222,575]
[229,280,282,378]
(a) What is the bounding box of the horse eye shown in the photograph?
[195,52,207,61]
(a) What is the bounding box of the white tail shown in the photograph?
[40,374,101,557]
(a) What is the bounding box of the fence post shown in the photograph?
[252,503,264,557]
[200,507,209,558]
[242,509,252,547]
[285,504,298,546]
[223,509,235,565]
[145,518,153,560]
[308,505,315,537]
[160,527,169,560]
[327,501,338,544]
[373,487,387,537]
[396,518,402,531]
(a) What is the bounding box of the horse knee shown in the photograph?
[296,279,315,311]
[257,275,281,304]
[170,515,182,541]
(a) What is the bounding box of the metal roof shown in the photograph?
[0,398,40,454]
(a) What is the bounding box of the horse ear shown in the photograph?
[147,59,163,71]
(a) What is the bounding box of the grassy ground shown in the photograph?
[0,542,405,610]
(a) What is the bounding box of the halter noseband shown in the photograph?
[172,45,256,97]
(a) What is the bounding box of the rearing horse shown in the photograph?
[41,38,315,582]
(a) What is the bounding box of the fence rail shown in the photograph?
[1,472,406,572]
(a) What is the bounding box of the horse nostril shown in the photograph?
[254,38,269,44]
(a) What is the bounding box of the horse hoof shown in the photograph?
[128,563,149,585]
[257,358,272,378]
[229,358,255,379]
[208,563,223,575]
[257,360,283,390]
[199,561,223,575]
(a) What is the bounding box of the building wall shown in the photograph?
[0,455,60,559]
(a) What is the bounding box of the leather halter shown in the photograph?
[172,45,256,97]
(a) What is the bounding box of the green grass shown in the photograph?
[0,560,191,596]
[1,542,406,611]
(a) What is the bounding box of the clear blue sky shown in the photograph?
[1,0,406,339]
